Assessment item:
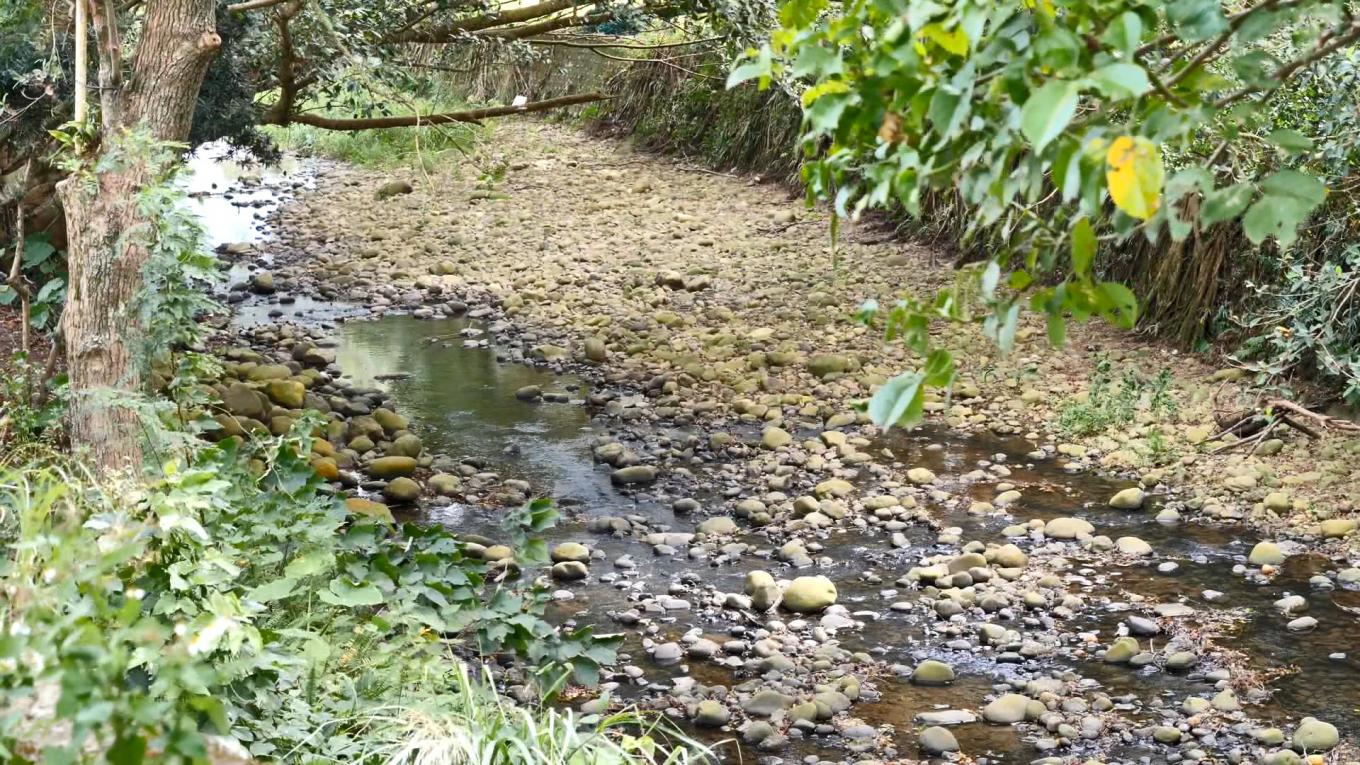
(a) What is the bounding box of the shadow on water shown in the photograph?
[335,315,618,509]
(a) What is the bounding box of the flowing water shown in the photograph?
[190,148,1359,763]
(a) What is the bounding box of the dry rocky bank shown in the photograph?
[205,121,1359,764]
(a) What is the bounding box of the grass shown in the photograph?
[264,96,485,170]
[1056,358,1179,439]
[369,663,712,765]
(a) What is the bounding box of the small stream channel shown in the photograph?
[186,144,1359,763]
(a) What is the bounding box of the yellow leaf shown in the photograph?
[919,23,969,56]
[801,79,849,107]
[1105,136,1164,220]
[1022,0,1057,18]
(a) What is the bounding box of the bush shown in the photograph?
[0,421,687,762]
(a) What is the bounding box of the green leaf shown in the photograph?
[867,372,925,428]
[980,260,1000,299]
[1070,217,1095,278]
[1200,183,1254,226]
[1091,63,1151,99]
[921,349,955,388]
[1167,0,1228,41]
[1094,282,1138,328]
[1266,129,1313,155]
[996,302,1021,352]
[727,47,773,89]
[779,0,827,28]
[1102,11,1144,55]
[1020,80,1080,152]
[284,550,335,579]
[246,577,297,603]
[1047,312,1067,347]
[1260,169,1325,206]
[320,579,384,608]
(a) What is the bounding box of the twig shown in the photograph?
[7,161,32,357]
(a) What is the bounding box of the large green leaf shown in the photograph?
[1090,63,1150,99]
[867,371,925,428]
[1020,80,1080,152]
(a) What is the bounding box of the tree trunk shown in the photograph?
[61,0,220,473]
[56,159,153,470]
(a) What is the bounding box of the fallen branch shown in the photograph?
[227,0,293,12]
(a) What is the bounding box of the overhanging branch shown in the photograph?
[264,92,611,130]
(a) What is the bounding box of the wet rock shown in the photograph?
[1044,517,1094,539]
[514,385,542,401]
[1249,541,1285,566]
[1109,487,1146,509]
[745,570,780,611]
[611,465,656,485]
[550,542,590,563]
[693,700,729,728]
[982,693,1031,724]
[911,660,955,686]
[781,575,837,613]
[368,456,417,478]
[382,476,420,503]
[920,726,959,754]
[551,561,588,581]
[1291,717,1338,751]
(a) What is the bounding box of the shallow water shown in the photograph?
[332,313,1360,759]
[188,150,1359,763]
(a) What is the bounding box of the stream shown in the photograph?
[184,142,1359,764]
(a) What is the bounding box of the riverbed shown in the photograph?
[187,129,1359,764]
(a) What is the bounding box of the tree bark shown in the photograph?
[61,0,220,472]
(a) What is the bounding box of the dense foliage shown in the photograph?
[0,152,695,764]
[732,0,1360,418]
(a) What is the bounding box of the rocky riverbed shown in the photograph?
[188,123,1359,764]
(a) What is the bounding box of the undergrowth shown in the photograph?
[265,97,483,170]
[0,132,705,764]
[1056,359,1179,439]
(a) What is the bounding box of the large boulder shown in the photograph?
[382,477,421,503]
[368,456,417,478]
[1108,487,1146,510]
[1248,541,1285,566]
[781,575,837,613]
[745,570,780,611]
[1044,517,1094,539]
[1292,717,1338,751]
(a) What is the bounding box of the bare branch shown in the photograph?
[265,92,611,130]
[383,0,577,43]
[525,34,722,50]
[227,0,293,12]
